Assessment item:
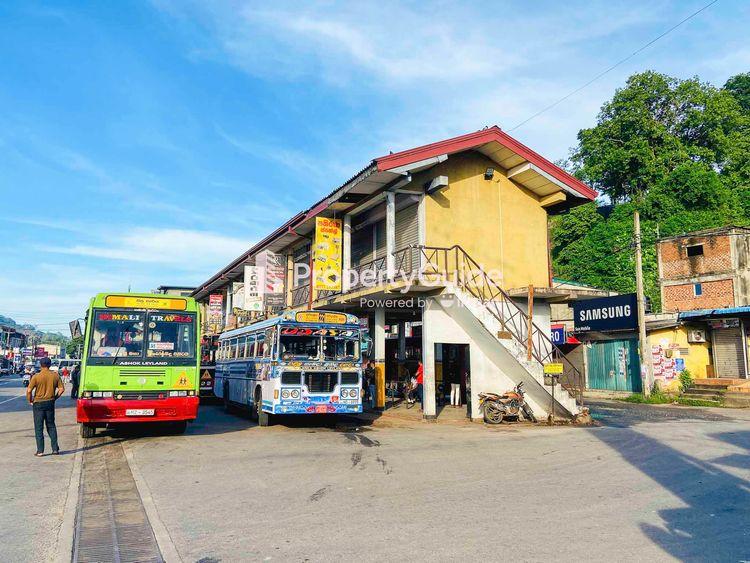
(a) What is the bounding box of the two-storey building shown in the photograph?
[192,127,597,419]
[657,226,750,378]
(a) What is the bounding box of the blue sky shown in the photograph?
[1,0,748,332]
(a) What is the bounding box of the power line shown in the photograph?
[508,0,720,132]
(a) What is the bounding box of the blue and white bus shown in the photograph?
[214,310,364,425]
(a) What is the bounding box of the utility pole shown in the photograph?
[634,210,652,397]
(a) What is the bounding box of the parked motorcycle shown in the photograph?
[478,382,537,424]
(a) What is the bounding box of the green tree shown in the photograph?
[553,71,750,310]
[66,336,84,358]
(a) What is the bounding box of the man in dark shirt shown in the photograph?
[26,357,64,456]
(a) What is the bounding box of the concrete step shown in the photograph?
[692,384,730,391]
[686,387,726,396]
[681,393,723,403]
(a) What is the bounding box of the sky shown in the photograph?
[0,0,748,332]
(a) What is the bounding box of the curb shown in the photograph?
[123,441,183,563]
[54,433,82,563]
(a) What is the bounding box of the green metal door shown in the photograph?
[586,339,642,392]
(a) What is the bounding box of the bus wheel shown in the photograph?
[80,424,95,439]
[223,381,231,413]
[171,421,188,435]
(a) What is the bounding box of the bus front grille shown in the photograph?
[304,372,337,394]
[115,392,166,400]
[117,369,167,377]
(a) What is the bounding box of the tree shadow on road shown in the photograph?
[589,423,750,561]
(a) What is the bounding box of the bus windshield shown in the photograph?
[147,313,195,358]
[322,336,360,361]
[279,334,320,360]
[90,311,145,358]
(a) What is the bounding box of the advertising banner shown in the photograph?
[573,293,638,333]
[208,293,223,332]
[243,265,263,311]
[232,282,245,310]
[257,250,286,309]
[313,217,342,291]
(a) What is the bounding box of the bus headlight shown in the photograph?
[341,389,349,398]
[290,389,300,399]
[350,389,359,399]
[281,389,290,399]
[82,391,92,398]
[169,391,188,397]
[92,392,112,398]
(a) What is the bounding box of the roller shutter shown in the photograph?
[395,203,419,272]
[712,327,746,377]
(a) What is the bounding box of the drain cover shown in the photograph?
[73,438,163,563]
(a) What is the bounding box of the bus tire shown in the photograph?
[171,421,188,434]
[80,423,95,439]
[255,388,270,426]
[223,380,231,413]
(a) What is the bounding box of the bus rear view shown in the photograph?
[77,293,200,437]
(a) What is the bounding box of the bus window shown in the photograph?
[323,336,360,361]
[237,336,247,359]
[247,334,257,358]
[230,338,238,359]
[146,313,195,358]
[256,336,266,358]
[90,311,145,358]
[279,331,319,360]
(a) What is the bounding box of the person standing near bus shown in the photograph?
[70,364,80,399]
[415,361,424,409]
[26,357,64,456]
[364,360,376,410]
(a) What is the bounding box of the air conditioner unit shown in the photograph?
[688,329,707,343]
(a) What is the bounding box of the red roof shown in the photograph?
[375,126,597,201]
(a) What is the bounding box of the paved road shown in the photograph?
[0,375,78,563]
[2,385,750,562]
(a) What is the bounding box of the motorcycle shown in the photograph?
[478,382,537,424]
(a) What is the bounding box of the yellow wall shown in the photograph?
[648,325,711,390]
[421,151,551,289]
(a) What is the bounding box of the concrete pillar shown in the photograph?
[421,300,436,419]
[374,308,386,409]
[343,214,352,292]
[285,253,294,309]
[386,191,395,279]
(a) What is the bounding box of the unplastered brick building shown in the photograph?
[657,226,750,313]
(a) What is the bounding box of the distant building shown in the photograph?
[154,285,196,297]
[657,226,750,312]
[657,226,750,379]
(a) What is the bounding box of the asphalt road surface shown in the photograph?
[1,376,750,562]
[0,374,78,562]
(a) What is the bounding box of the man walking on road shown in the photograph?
[26,357,64,457]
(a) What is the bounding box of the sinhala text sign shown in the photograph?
[573,293,637,333]
[313,217,342,291]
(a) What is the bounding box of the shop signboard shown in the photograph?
[313,217,342,291]
[257,250,285,309]
[550,324,565,345]
[573,294,637,333]
[708,318,740,329]
[243,266,263,312]
[208,293,223,332]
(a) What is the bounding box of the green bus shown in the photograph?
[77,293,200,437]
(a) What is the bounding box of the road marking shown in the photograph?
[0,394,24,405]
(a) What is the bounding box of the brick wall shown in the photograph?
[662,278,735,312]
[659,235,733,280]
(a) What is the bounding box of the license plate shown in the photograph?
[315,405,327,413]
[126,409,155,416]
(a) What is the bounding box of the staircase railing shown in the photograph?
[415,245,585,405]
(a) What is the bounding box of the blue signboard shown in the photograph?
[573,294,638,333]
[550,325,566,345]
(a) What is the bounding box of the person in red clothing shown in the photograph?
[414,361,424,409]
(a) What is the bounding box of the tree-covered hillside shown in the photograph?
[552,71,750,310]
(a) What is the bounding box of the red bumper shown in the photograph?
[77,397,199,424]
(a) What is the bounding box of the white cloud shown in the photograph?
[39,227,252,269]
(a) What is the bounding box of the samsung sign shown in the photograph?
[573,294,638,333]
